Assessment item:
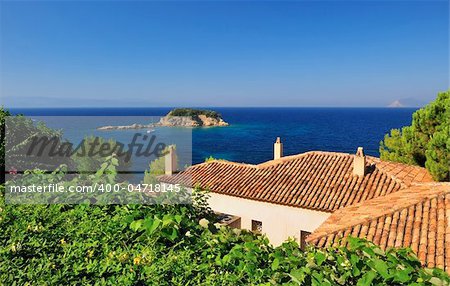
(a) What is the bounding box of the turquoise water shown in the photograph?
[11,107,417,166]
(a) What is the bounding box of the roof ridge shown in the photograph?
[193,151,353,170]
[307,183,450,243]
[257,151,351,169]
[201,159,258,168]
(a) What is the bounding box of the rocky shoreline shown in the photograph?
[97,123,155,130]
[157,114,228,127]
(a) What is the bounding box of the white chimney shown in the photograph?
[165,146,178,175]
[353,147,366,177]
[274,137,283,160]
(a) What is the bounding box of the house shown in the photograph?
[158,138,449,273]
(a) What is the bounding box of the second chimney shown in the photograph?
[353,147,366,177]
[165,145,178,175]
[274,137,283,160]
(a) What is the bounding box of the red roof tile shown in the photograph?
[159,151,432,212]
[307,183,450,273]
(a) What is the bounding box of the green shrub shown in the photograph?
[1,188,449,285]
[380,90,450,181]
[167,108,222,120]
[71,136,133,182]
[1,110,73,180]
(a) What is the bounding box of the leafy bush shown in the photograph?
[1,109,74,183]
[71,135,132,182]
[1,187,449,285]
[380,90,450,181]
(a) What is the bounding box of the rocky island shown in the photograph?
[97,108,228,130]
[158,108,229,127]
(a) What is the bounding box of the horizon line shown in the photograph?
[5,106,423,109]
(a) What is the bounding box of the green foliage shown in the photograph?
[425,125,450,182]
[0,106,11,172]
[2,111,73,177]
[6,154,134,204]
[1,187,449,285]
[143,145,175,184]
[168,108,222,120]
[205,155,218,162]
[380,90,450,181]
[71,135,132,182]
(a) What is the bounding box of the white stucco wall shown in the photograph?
[160,183,330,246]
[208,193,330,246]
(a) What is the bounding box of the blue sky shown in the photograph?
[0,1,448,107]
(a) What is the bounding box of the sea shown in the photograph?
[9,107,416,181]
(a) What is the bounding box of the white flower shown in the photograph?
[199,218,209,228]
[185,231,192,237]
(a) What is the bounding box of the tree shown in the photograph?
[71,135,132,182]
[425,125,450,181]
[0,107,11,183]
[380,90,450,181]
[168,108,222,120]
[1,108,74,184]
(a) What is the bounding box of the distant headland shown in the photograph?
[97,108,229,130]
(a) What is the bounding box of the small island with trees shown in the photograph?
[97,108,229,130]
[158,108,229,127]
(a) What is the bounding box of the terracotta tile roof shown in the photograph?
[159,151,432,212]
[307,183,450,273]
[370,158,434,186]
